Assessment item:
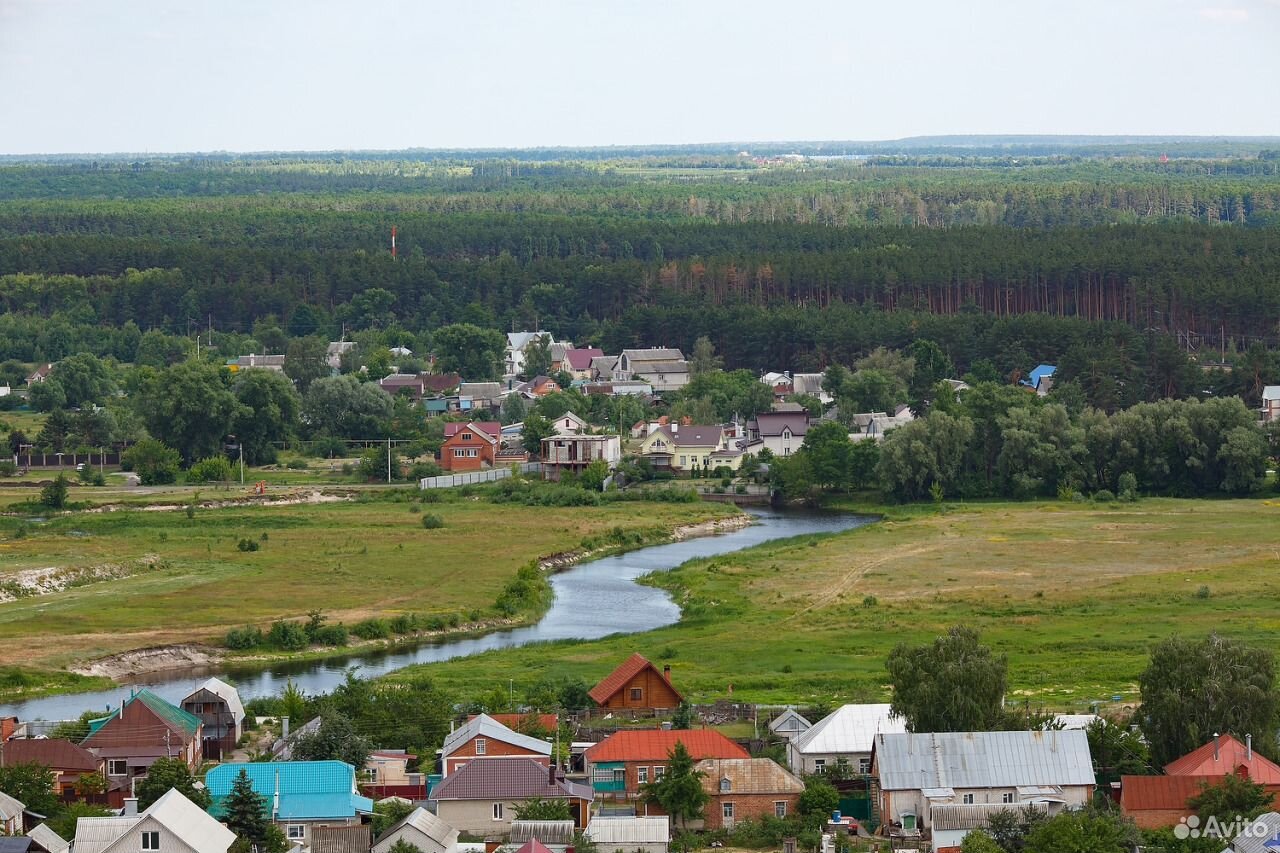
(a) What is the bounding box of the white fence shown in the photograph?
[419,462,542,489]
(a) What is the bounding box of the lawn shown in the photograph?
[0,492,734,675]
[391,497,1280,711]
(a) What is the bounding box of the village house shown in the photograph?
[439,422,501,472]
[871,730,1095,838]
[506,332,570,378]
[931,802,1049,852]
[364,749,417,786]
[0,791,28,836]
[26,364,53,385]
[585,816,670,853]
[588,653,683,712]
[0,738,102,796]
[786,704,905,776]
[516,376,560,398]
[430,757,592,834]
[180,676,244,760]
[745,412,809,458]
[550,411,588,435]
[27,823,69,853]
[72,789,235,853]
[327,341,356,371]
[585,730,750,805]
[561,348,605,381]
[472,713,560,734]
[541,434,621,482]
[372,807,459,853]
[760,372,794,399]
[226,353,286,373]
[639,424,727,472]
[1120,734,1280,829]
[1263,386,1280,422]
[378,372,461,401]
[1023,364,1057,396]
[80,689,203,793]
[767,709,813,742]
[441,713,553,777]
[791,372,833,405]
[610,349,689,393]
[1220,812,1280,853]
[583,379,653,397]
[695,758,805,830]
[207,760,373,847]
[460,382,505,411]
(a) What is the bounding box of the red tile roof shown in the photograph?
[588,654,683,705]
[1120,774,1215,811]
[585,729,749,764]
[444,422,501,439]
[1165,735,1280,783]
[1,738,99,771]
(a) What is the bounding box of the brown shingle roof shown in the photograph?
[1,738,98,772]
[311,825,371,853]
[696,758,804,796]
[588,654,683,706]
[585,730,749,764]
[431,758,592,802]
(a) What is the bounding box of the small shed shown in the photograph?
[585,817,669,853]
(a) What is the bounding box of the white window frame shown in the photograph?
[962,793,974,805]
[813,759,825,772]
[637,766,648,784]
[475,737,487,755]
[722,802,735,820]
[142,831,160,850]
[287,825,305,840]
[775,801,788,818]
[1002,792,1015,804]
[492,802,504,821]
[653,765,666,780]
[107,759,127,776]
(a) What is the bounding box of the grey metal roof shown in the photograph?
[586,817,669,845]
[1226,812,1280,852]
[768,709,813,735]
[929,803,1048,831]
[510,821,576,845]
[375,807,458,852]
[791,704,904,756]
[621,348,685,362]
[186,676,245,722]
[874,730,1095,791]
[442,714,552,758]
[26,824,69,853]
[0,791,24,821]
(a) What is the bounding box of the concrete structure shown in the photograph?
[81,689,203,792]
[439,422,501,472]
[638,424,727,472]
[586,730,749,804]
[226,353,286,373]
[207,760,373,848]
[745,412,809,458]
[786,704,905,775]
[0,739,100,795]
[871,730,1095,835]
[1263,386,1280,422]
[611,349,689,393]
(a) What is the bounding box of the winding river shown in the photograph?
[3,508,873,721]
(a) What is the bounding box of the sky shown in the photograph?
[1,0,1278,154]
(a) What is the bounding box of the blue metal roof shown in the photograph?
[206,761,373,821]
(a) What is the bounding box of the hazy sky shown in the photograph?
[2,0,1278,154]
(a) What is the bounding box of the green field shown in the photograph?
[0,490,732,680]
[392,497,1280,710]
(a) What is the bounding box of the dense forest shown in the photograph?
[1,145,1278,411]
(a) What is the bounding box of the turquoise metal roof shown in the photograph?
[206,761,373,821]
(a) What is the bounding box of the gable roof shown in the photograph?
[1119,774,1217,811]
[0,738,98,772]
[312,825,372,853]
[74,789,236,853]
[86,688,202,741]
[443,422,501,440]
[375,807,457,848]
[588,653,683,705]
[0,792,24,822]
[1164,735,1280,783]
[423,373,462,393]
[1263,386,1280,402]
[767,709,812,735]
[930,802,1049,831]
[564,348,605,371]
[515,841,554,853]
[206,761,373,821]
[585,730,749,764]
[184,676,245,721]
[791,704,905,756]
[749,411,811,438]
[26,824,69,853]
[1226,812,1280,853]
[696,758,805,796]
[431,757,591,802]
[621,348,685,363]
[873,730,1095,791]
[443,713,553,758]
[0,837,33,853]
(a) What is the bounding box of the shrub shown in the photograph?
[351,619,391,640]
[0,460,16,477]
[408,461,443,481]
[225,626,262,650]
[285,458,309,470]
[122,439,180,486]
[311,624,348,646]
[389,614,415,634]
[78,468,105,486]
[408,503,421,513]
[309,435,349,459]
[1092,489,1116,503]
[266,620,308,650]
[421,513,445,529]
[40,474,69,509]
[237,538,260,552]
[863,594,878,606]
[186,455,233,485]
[1195,585,1211,599]
[1118,471,1139,502]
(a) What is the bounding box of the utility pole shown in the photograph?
[386,437,391,483]
[240,442,244,487]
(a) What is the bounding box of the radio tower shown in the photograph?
[391,226,397,259]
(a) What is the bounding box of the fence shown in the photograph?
[13,450,121,468]
[419,462,541,489]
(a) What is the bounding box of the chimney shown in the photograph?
[123,798,138,816]
[663,665,672,683]
[549,761,557,785]
[1247,734,1253,762]
[1213,733,1220,761]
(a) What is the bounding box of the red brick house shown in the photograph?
[589,653,684,712]
[2,738,102,795]
[81,688,203,793]
[440,713,552,777]
[439,422,500,472]
[585,729,750,803]
[696,758,805,830]
[1120,735,1280,829]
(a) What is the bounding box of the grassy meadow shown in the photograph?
[0,489,733,680]
[393,497,1280,711]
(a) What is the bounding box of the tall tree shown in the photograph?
[1138,634,1279,767]
[433,323,506,381]
[521,334,553,380]
[136,361,245,462]
[886,626,1008,732]
[303,374,392,439]
[135,756,211,810]
[639,741,708,830]
[223,768,272,851]
[283,336,331,393]
[689,336,723,377]
[231,369,301,464]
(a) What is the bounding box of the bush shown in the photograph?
[186,455,233,485]
[1092,489,1116,503]
[237,537,260,552]
[351,618,391,640]
[40,474,69,509]
[285,458,309,470]
[1118,471,1139,502]
[389,614,415,634]
[311,624,348,646]
[309,435,349,459]
[266,620,308,650]
[225,626,262,650]
[408,461,443,481]
[0,461,15,477]
[421,513,445,529]
[78,467,105,486]
[122,439,180,485]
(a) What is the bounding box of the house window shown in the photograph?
[722,802,735,821]
[108,759,127,776]
[719,777,731,793]
[775,801,788,818]
[492,802,504,821]
[287,825,305,840]
[630,687,643,701]
[813,759,825,773]
[475,738,487,755]
[462,432,473,440]
[653,766,665,780]
[142,831,160,850]
[857,758,871,774]
[1002,792,1015,804]
[190,702,203,714]
[783,447,791,456]
[962,793,974,805]
[612,768,626,785]
[638,767,648,784]
[679,456,686,467]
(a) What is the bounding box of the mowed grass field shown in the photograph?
[0,493,732,673]
[396,497,1280,710]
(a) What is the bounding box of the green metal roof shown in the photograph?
[90,688,202,737]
